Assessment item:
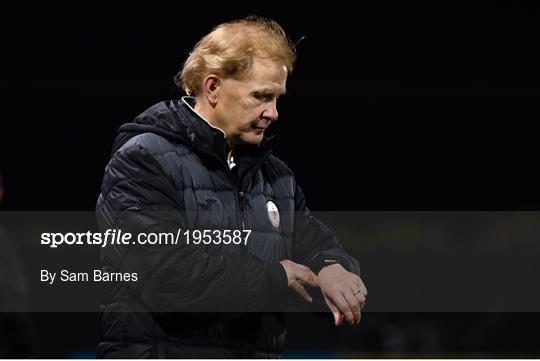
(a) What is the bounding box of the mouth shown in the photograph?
[251,125,267,133]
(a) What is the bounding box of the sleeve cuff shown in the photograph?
[266,261,288,291]
[310,256,358,275]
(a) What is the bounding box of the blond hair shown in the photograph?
[176,16,296,96]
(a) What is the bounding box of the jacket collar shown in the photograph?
[180,96,229,165]
[179,96,277,177]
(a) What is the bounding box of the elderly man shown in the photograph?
[96,16,366,358]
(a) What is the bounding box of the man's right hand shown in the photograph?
[279,260,319,303]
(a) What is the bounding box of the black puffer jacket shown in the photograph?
[95,97,360,358]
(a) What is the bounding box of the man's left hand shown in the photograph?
[318,264,367,326]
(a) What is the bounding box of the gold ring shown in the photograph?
[353,289,362,295]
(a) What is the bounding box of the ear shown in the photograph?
[202,74,220,106]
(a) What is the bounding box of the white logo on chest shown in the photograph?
[266,201,280,228]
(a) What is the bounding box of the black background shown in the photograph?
[2,2,539,211]
[1,2,540,357]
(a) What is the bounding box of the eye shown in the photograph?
[253,93,274,102]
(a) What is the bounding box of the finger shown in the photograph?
[354,281,367,316]
[307,271,319,287]
[329,292,355,325]
[297,264,315,278]
[343,289,361,325]
[324,295,343,327]
[354,287,366,299]
[359,279,368,296]
[336,311,344,326]
[352,278,367,299]
[293,282,313,303]
[355,292,366,311]
[359,299,366,313]
[297,268,319,287]
[297,264,312,273]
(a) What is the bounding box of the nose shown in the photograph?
[262,100,279,122]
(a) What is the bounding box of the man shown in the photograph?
[96,16,366,358]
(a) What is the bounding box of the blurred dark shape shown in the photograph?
[0,171,37,357]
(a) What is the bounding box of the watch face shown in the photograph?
[323,259,339,265]
[316,259,338,273]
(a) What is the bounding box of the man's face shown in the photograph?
[214,58,288,146]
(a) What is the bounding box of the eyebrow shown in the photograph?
[255,88,287,96]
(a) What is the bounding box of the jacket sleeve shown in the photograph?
[291,179,360,276]
[96,144,287,313]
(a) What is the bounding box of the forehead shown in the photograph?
[243,59,288,93]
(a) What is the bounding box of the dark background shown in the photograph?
[1,2,540,358]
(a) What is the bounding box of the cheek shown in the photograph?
[242,112,260,129]
[221,94,261,131]
[235,106,260,128]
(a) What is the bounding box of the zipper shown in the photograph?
[231,183,248,254]
[221,139,275,250]
[237,191,247,230]
[222,157,247,232]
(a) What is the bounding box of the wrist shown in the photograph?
[313,259,341,276]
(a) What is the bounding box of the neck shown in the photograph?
[193,98,216,126]
[193,97,234,159]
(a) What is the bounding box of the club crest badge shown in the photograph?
[266,200,280,228]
